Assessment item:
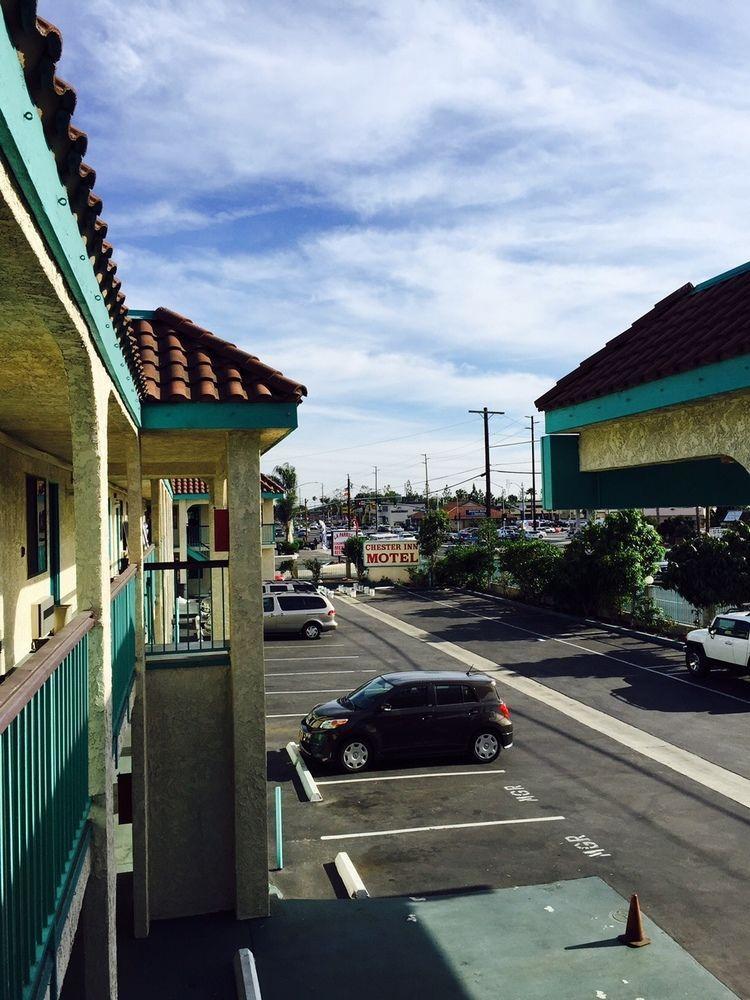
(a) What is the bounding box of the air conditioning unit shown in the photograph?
[33,596,55,640]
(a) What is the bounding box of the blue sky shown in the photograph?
[52,0,750,504]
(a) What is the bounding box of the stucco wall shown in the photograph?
[0,439,77,673]
[578,393,750,474]
[145,664,234,919]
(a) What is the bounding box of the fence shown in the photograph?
[0,614,93,1000]
[262,523,275,546]
[143,559,229,655]
[111,564,137,751]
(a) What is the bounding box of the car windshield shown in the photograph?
[345,676,394,709]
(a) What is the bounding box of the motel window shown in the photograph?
[26,475,48,578]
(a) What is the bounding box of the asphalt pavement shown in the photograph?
[265,587,750,998]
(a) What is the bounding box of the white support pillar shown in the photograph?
[226,431,268,918]
[70,382,117,999]
[128,441,150,938]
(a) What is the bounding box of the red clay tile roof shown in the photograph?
[260,474,285,495]
[536,263,750,412]
[134,308,307,404]
[171,478,209,495]
[1,2,144,394]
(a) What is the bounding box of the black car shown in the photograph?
[298,671,513,773]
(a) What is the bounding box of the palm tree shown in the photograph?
[273,463,298,543]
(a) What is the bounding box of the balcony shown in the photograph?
[186,523,210,561]
[143,559,229,658]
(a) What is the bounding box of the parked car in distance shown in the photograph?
[263,592,337,640]
[262,580,319,594]
[298,670,513,772]
[685,611,750,675]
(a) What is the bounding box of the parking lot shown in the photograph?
[264,589,750,997]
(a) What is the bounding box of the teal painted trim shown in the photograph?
[186,545,209,562]
[111,574,136,754]
[162,480,174,500]
[541,433,750,508]
[0,28,141,426]
[141,401,298,431]
[544,353,750,433]
[174,493,211,502]
[146,651,231,669]
[128,309,157,319]
[693,260,750,293]
[261,491,284,500]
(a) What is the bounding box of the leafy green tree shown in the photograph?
[556,510,664,616]
[500,539,562,601]
[303,557,323,586]
[661,523,750,619]
[343,535,365,579]
[476,518,500,587]
[418,509,450,583]
[272,462,298,543]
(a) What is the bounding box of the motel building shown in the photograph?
[536,262,750,513]
[0,7,306,999]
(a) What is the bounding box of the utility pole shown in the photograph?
[422,454,430,512]
[373,466,379,529]
[526,415,537,530]
[347,474,352,529]
[469,407,505,520]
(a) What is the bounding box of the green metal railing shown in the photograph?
[0,614,93,1000]
[262,523,276,546]
[111,564,137,752]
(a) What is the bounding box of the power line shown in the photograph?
[469,406,505,520]
[279,418,477,460]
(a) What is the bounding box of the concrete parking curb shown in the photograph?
[286,741,323,802]
[234,948,262,1000]
[334,851,370,898]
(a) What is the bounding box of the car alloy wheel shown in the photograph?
[341,740,369,772]
[304,622,321,640]
[473,732,499,762]
[686,648,708,676]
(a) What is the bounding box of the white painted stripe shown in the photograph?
[334,851,369,899]
[266,670,376,676]
[321,815,565,841]
[266,655,360,661]
[340,596,750,813]
[264,643,346,647]
[319,769,505,786]
[267,688,347,695]
[285,741,323,802]
[266,713,303,718]
[450,590,750,709]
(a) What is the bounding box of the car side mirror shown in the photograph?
[708,627,716,636]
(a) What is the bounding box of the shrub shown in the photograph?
[434,544,494,590]
[278,539,301,555]
[499,539,562,601]
[661,522,750,619]
[303,558,323,585]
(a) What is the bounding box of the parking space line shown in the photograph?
[318,769,505,786]
[266,714,303,718]
[266,669,376,677]
[266,656,360,662]
[342,596,750,813]
[321,815,565,841]
[267,688,349,695]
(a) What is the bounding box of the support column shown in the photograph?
[226,431,268,918]
[128,442,150,937]
[70,383,117,999]
[178,500,188,589]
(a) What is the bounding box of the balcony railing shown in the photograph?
[144,559,229,656]
[187,523,210,553]
[262,523,276,546]
[0,613,93,1000]
[111,563,138,753]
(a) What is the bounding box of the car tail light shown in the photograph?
[328,609,336,616]
[497,702,511,720]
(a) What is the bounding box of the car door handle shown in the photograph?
[725,640,734,645]
[468,709,479,716]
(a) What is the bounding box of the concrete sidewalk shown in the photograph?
[115,876,736,999]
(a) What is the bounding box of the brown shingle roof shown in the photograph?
[535,263,750,412]
[260,474,285,495]
[171,478,209,495]
[1,2,144,394]
[134,308,307,404]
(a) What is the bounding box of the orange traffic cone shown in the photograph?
[619,893,651,948]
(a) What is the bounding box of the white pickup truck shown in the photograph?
[685,611,750,675]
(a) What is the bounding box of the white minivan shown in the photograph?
[263,592,338,640]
